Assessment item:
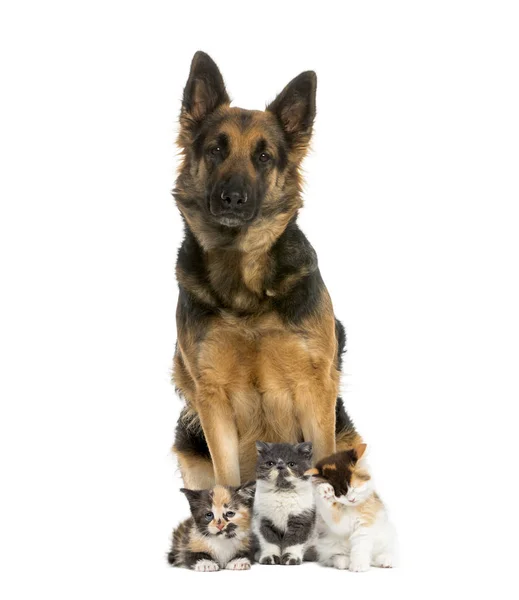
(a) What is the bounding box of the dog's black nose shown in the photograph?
[220,188,247,208]
[209,175,255,225]
[276,464,285,470]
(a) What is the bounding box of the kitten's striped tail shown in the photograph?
[167,518,192,566]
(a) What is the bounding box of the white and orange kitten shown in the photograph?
[306,444,396,571]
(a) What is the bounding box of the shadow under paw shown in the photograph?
[259,555,281,565]
[281,553,302,565]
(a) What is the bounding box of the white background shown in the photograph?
[1,1,518,598]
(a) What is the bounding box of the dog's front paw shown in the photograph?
[281,552,302,565]
[349,555,370,572]
[226,557,251,570]
[259,554,281,565]
[192,559,219,572]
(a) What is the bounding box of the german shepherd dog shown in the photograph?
[172,52,360,489]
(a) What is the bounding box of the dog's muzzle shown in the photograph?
[209,175,256,226]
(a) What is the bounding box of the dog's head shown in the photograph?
[175,51,316,247]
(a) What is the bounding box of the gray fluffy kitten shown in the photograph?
[252,441,316,565]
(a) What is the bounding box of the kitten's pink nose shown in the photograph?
[350,498,356,503]
[216,522,225,531]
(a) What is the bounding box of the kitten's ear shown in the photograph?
[181,51,230,125]
[180,488,202,504]
[236,480,256,504]
[354,443,367,461]
[237,480,256,496]
[267,71,316,149]
[304,468,319,476]
[256,441,273,454]
[296,442,313,460]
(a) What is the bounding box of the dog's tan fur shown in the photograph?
[175,296,341,485]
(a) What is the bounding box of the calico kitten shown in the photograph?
[253,441,315,565]
[307,444,396,572]
[168,482,255,571]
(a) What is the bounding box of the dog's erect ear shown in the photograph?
[295,441,313,460]
[255,441,273,455]
[182,51,230,124]
[267,71,316,146]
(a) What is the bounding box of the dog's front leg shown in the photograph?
[296,381,337,463]
[197,383,240,486]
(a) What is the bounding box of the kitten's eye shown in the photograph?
[258,152,271,163]
[266,461,275,467]
[288,462,296,468]
[225,511,235,518]
[205,512,214,521]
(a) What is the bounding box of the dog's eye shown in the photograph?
[288,462,296,467]
[258,152,271,163]
[225,511,235,518]
[205,512,214,521]
[266,461,275,467]
[210,146,221,156]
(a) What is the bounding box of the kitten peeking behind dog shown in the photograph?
[253,442,316,565]
[307,445,396,571]
[168,483,255,571]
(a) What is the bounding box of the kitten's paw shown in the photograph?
[193,559,219,572]
[226,557,251,571]
[317,483,335,502]
[281,553,302,566]
[332,555,350,570]
[374,553,393,568]
[259,554,280,565]
[349,556,370,572]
